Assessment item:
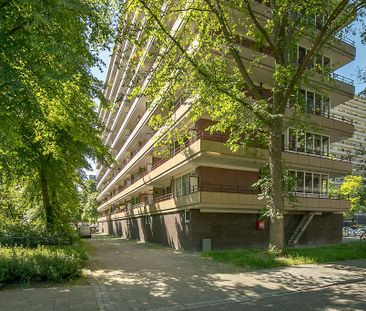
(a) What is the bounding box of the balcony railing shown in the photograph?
[334,33,356,47]
[125,183,349,211]
[283,144,352,162]
[300,107,353,124]
[331,73,354,85]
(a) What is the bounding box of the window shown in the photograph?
[296,171,305,192]
[322,137,329,155]
[297,46,331,70]
[315,94,322,115]
[175,171,197,196]
[321,175,328,194]
[313,174,320,194]
[182,174,190,196]
[305,173,313,193]
[300,89,331,116]
[323,96,330,117]
[306,132,313,153]
[298,131,305,152]
[298,46,307,63]
[176,176,182,196]
[315,15,324,29]
[315,54,323,68]
[291,170,329,195]
[289,128,297,151]
[323,57,331,70]
[286,129,330,156]
[184,210,191,223]
[314,135,322,155]
[307,91,314,113]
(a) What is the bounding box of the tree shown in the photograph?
[338,175,366,219]
[120,0,366,251]
[0,0,117,232]
[79,179,99,223]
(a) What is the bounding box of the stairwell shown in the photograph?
[288,213,316,246]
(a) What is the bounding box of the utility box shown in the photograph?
[256,220,265,230]
[202,238,212,252]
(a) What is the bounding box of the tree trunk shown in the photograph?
[268,118,285,251]
[39,166,53,232]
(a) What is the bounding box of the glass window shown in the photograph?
[182,174,190,196]
[306,91,314,113]
[315,15,324,29]
[323,56,331,69]
[297,171,305,192]
[314,135,322,155]
[323,95,330,117]
[321,175,329,194]
[184,210,191,223]
[175,177,182,196]
[322,137,329,156]
[297,89,306,109]
[190,176,198,192]
[308,15,316,26]
[313,174,320,194]
[305,173,312,193]
[298,46,307,63]
[306,132,313,153]
[315,94,322,115]
[297,131,305,152]
[315,54,322,70]
[289,129,297,151]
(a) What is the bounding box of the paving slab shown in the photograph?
[0,236,365,310]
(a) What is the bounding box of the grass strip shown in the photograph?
[202,241,366,269]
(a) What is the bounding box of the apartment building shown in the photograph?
[96,5,356,250]
[331,96,366,181]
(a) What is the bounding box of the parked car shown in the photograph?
[78,223,91,238]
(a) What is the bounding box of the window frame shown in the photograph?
[184,210,191,224]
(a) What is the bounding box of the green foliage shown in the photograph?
[203,242,366,269]
[0,244,87,285]
[79,179,99,222]
[336,175,366,217]
[0,0,118,232]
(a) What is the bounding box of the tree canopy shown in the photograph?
[338,175,366,218]
[0,0,117,233]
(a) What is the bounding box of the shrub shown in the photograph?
[0,243,87,285]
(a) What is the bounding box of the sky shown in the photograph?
[335,21,366,95]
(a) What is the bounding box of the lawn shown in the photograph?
[202,241,366,269]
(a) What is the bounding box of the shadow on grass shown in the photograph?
[203,241,366,270]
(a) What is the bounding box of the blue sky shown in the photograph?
[335,21,366,95]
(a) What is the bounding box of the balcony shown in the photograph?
[98,129,353,205]
[104,182,350,217]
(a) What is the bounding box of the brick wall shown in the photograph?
[99,211,343,251]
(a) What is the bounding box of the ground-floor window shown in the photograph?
[184,210,191,223]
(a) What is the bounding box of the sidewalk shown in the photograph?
[1,237,365,311]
